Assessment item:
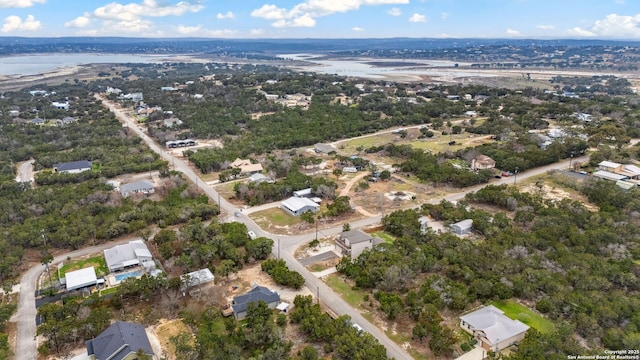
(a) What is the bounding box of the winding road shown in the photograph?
[13,95,589,360]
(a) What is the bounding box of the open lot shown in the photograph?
[491,300,554,334]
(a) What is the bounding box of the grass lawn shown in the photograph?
[251,207,303,228]
[325,274,368,309]
[99,287,118,296]
[491,300,555,334]
[59,255,108,279]
[370,231,396,244]
[339,133,396,154]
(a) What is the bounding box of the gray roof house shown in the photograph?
[104,240,152,273]
[53,160,92,174]
[281,197,320,216]
[460,305,529,352]
[180,268,215,293]
[65,266,98,292]
[86,321,154,360]
[232,285,280,320]
[119,180,154,198]
[335,229,384,259]
[451,219,473,235]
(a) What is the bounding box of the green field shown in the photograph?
[59,255,108,279]
[370,231,396,244]
[251,207,304,230]
[325,274,368,308]
[491,300,555,334]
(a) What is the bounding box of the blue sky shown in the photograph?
[1,0,639,39]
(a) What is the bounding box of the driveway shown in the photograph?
[298,250,338,266]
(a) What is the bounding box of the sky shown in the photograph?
[1,0,639,39]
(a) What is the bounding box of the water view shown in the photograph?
[0,53,164,76]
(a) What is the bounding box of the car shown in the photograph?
[247,231,257,240]
[494,175,502,179]
[234,211,241,217]
[352,324,364,333]
[448,141,456,145]
[502,172,510,177]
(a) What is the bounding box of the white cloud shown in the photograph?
[387,7,401,16]
[409,13,426,23]
[615,0,625,4]
[176,25,235,37]
[352,26,364,31]
[506,28,521,36]
[252,0,409,28]
[249,28,264,36]
[566,13,640,38]
[103,18,153,33]
[216,11,234,20]
[441,12,448,20]
[537,24,554,30]
[0,0,45,8]
[1,14,41,32]
[567,27,596,37]
[93,0,204,21]
[65,15,91,28]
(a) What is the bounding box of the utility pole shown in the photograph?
[315,220,318,241]
[277,238,280,259]
[317,285,320,305]
[514,167,519,185]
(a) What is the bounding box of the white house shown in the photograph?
[51,101,70,110]
[334,229,384,259]
[451,219,473,235]
[281,197,320,216]
[65,266,98,292]
[180,268,215,293]
[293,188,312,198]
[471,155,496,170]
[103,240,152,273]
[119,180,154,198]
[460,305,529,352]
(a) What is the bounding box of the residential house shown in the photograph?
[120,92,144,102]
[596,161,640,181]
[314,143,336,154]
[334,229,384,259]
[86,321,154,360]
[232,285,280,320]
[419,216,429,234]
[9,110,19,117]
[459,305,529,352]
[593,170,628,182]
[249,173,273,184]
[29,90,48,96]
[451,219,473,235]
[230,158,263,176]
[65,267,98,292]
[31,117,45,126]
[471,155,496,170]
[119,181,154,198]
[103,240,153,273]
[293,188,312,198]
[342,166,357,173]
[180,268,215,293]
[54,160,92,174]
[465,111,478,117]
[165,139,196,148]
[281,197,320,216]
[105,87,122,95]
[51,101,70,110]
[163,117,183,128]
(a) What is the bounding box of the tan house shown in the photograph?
[460,305,529,352]
[230,158,263,176]
[334,229,384,259]
[471,155,496,170]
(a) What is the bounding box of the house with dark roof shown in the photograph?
[334,229,384,259]
[460,305,529,352]
[53,160,92,174]
[86,321,154,360]
[232,285,280,320]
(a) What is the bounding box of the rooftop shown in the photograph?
[232,286,280,314]
[460,305,529,346]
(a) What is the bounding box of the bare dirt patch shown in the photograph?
[150,319,193,360]
[521,182,598,211]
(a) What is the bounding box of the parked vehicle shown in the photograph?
[248,230,257,240]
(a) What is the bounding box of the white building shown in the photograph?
[460,305,529,352]
[281,197,320,216]
[451,219,473,235]
[65,267,98,292]
[103,240,153,273]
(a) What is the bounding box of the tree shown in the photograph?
[300,211,315,224]
[379,170,391,180]
[342,223,351,232]
[332,168,343,179]
[245,237,274,260]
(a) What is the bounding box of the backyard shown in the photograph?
[57,254,108,280]
[491,300,555,334]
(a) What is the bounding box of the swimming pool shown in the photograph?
[115,270,143,282]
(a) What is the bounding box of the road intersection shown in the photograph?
[12,95,589,360]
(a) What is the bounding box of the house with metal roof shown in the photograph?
[334,229,384,259]
[280,197,320,216]
[65,267,98,292]
[86,321,154,360]
[103,240,152,273]
[293,188,312,198]
[460,305,529,352]
[119,180,154,198]
[232,285,280,320]
[53,160,92,174]
[180,268,215,293]
[451,219,473,235]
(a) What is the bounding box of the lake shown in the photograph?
[0,53,165,76]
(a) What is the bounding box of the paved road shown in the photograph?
[15,95,590,360]
[13,237,134,360]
